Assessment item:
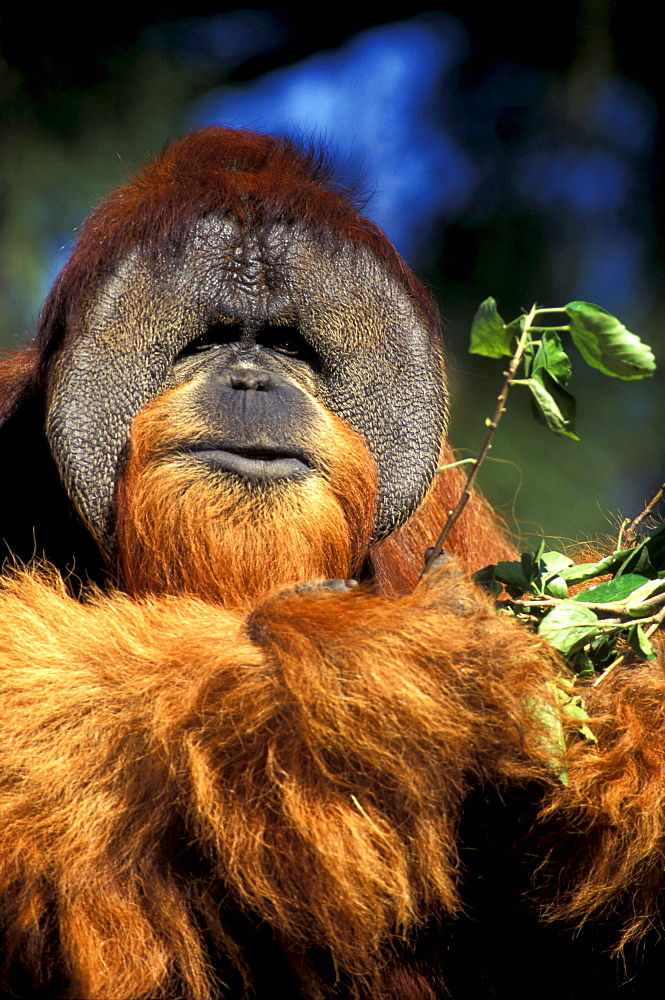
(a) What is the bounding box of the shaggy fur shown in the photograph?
[539,653,665,948]
[115,379,378,608]
[369,440,517,594]
[0,379,566,998]
[3,126,665,999]
[0,562,562,999]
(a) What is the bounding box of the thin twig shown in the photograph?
[421,305,537,577]
[436,458,476,471]
[620,483,665,549]
[615,518,631,551]
[508,592,665,618]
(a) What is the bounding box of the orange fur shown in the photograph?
[0,560,561,999]
[115,381,377,609]
[8,346,658,997]
[1,128,558,998]
[3,125,664,999]
[522,547,665,955]
[5,343,665,996]
[0,348,39,423]
[0,388,565,998]
[538,654,665,948]
[371,442,516,595]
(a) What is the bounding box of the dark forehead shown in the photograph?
[72,215,427,375]
[36,128,441,368]
[151,215,390,313]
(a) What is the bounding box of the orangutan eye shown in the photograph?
[273,336,298,354]
[180,323,242,357]
[258,328,303,356]
[177,323,319,369]
[257,327,319,366]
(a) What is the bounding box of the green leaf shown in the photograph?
[616,540,655,578]
[624,578,665,616]
[560,692,598,744]
[561,540,662,585]
[469,297,514,358]
[627,624,657,660]
[532,538,546,564]
[572,573,649,605]
[526,330,573,385]
[493,560,534,594]
[515,374,579,439]
[538,600,599,654]
[521,548,540,583]
[570,650,596,679]
[526,685,568,785]
[565,301,656,380]
[541,331,573,383]
[472,564,504,597]
[527,685,598,783]
[540,545,573,598]
[487,548,575,598]
[644,524,665,574]
[544,575,569,599]
[588,632,621,667]
[560,554,627,584]
[540,551,574,575]
[535,370,578,437]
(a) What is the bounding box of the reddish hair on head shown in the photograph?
[33,127,440,386]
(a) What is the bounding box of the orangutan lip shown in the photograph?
[184,445,314,480]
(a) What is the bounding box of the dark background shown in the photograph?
[1,3,662,548]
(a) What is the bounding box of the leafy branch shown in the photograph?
[423,304,536,568]
[422,295,660,774]
[422,298,655,576]
[427,295,662,687]
[476,525,665,680]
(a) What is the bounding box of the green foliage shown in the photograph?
[469,297,516,357]
[469,298,655,439]
[527,683,598,787]
[467,297,662,694]
[538,601,599,655]
[565,302,657,379]
[474,528,665,676]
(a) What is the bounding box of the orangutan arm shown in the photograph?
[537,653,665,949]
[0,566,561,1000]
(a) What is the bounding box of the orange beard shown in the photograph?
[114,384,379,609]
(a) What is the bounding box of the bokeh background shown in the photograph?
[1,4,662,551]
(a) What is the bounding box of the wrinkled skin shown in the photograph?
[46,216,447,556]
